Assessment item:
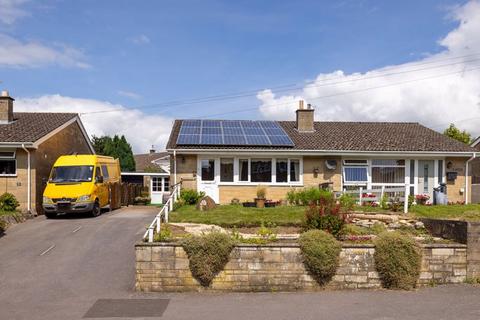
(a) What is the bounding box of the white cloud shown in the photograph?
[128,34,150,45]
[257,0,480,137]
[0,0,29,25]
[0,34,90,68]
[117,90,142,100]
[15,95,173,153]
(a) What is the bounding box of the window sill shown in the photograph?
[0,174,17,177]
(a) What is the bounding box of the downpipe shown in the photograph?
[21,143,32,214]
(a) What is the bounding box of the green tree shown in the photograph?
[91,135,136,172]
[91,135,112,154]
[443,124,472,145]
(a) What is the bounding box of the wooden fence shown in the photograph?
[342,184,409,213]
[109,182,145,209]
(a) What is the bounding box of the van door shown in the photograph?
[95,166,108,207]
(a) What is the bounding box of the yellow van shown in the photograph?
[42,155,121,218]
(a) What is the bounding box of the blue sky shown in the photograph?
[2,0,480,152]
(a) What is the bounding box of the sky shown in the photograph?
[1,0,480,153]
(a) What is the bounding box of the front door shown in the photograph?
[418,160,435,199]
[198,159,219,203]
[150,176,164,204]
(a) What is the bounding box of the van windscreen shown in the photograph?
[50,166,94,183]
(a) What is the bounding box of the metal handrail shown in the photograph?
[143,182,181,242]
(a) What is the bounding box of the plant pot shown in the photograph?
[255,198,265,208]
[264,201,276,208]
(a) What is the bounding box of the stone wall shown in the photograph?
[135,242,467,292]
[170,154,197,190]
[445,157,469,203]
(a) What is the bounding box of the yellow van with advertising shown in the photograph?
[42,155,121,218]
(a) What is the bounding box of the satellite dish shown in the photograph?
[325,160,337,170]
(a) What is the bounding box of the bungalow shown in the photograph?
[0,90,94,214]
[166,101,477,205]
[121,148,170,204]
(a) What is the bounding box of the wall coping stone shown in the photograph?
[135,241,466,249]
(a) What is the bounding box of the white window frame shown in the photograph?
[198,156,303,186]
[370,159,406,187]
[0,150,17,177]
[342,159,369,186]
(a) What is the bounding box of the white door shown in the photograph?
[198,159,219,203]
[418,160,435,200]
[150,176,164,204]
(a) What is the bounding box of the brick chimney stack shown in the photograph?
[295,100,314,132]
[149,145,156,154]
[0,90,14,124]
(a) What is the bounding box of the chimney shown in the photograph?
[295,100,314,132]
[0,90,14,124]
[149,145,156,154]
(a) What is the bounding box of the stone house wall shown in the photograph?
[170,154,197,191]
[445,157,470,203]
[135,242,467,292]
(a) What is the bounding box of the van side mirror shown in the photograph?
[96,176,104,184]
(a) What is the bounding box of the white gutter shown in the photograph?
[21,143,32,214]
[166,148,476,157]
[465,152,477,204]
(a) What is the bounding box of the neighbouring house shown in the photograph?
[121,148,170,204]
[0,90,94,214]
[166,100,477,205]
[469,137,480,203]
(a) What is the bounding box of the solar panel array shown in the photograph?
[176,120,294,147]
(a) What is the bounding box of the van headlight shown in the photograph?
[43,196,53,204]
[77,195,91,202]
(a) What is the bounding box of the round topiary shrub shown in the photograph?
[181,232,235,287]
[374,231,422,290]
[298,230,342,285]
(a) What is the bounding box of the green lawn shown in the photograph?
[169,205,305,227]
[409,204,480,221]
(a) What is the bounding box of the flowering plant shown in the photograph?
[415,194,430,205]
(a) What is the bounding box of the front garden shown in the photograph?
[140,186,480,291]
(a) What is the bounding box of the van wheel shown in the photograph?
[91,201,101,217]
[45,212,57,219]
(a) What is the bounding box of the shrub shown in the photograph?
[380,193,389,210]
[299,230,341,285]
[374,232,422,290]
[303,190,351,238]
[180,189,205,205]
[153,224,173,242]
[0,219,7,233]
[0,193,19,212]
[287,187,324,205]
[181,232,235,287]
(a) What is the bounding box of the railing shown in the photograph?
[143,182,182,242]
[342,183,410,214]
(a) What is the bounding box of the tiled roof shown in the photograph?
[134,152,169,173]
[166,120,475,153]
[0,112,77,143]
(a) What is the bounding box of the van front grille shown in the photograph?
[52,198,77,203]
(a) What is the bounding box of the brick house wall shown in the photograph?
[445,157,470,203]
[32,121,93,214]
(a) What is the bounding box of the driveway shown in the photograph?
[0,206,479,320]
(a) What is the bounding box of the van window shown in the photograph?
[101,165,109,180]
[95,166,102,181]
[51,166,93,183]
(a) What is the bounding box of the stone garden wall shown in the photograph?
[135,242,467,292]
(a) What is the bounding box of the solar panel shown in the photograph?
[176,120,294,146]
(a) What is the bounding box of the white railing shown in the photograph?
[143,182,181,242]
[343,183,410,214]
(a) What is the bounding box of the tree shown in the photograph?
[443,124,472,145]
[91,135,136,172]
[91,135,112,154]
